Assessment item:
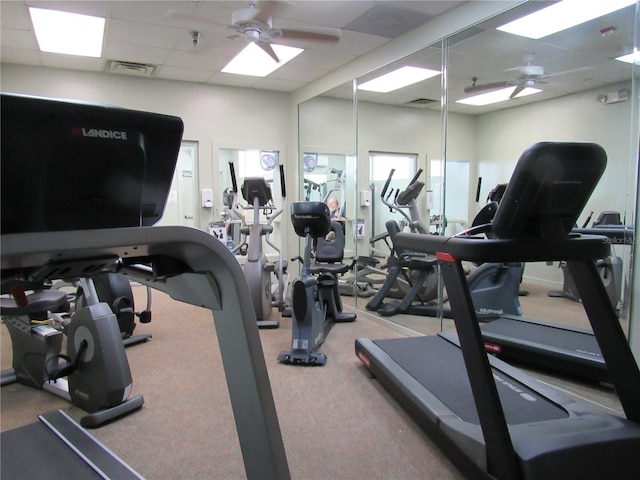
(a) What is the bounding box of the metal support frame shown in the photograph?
[1,225,291,480]
[439,256,521,480]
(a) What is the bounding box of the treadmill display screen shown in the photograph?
[492,142,606,241]
[1,93,184,233]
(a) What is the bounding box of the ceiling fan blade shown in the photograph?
[510,85,526,98]
[257,41,280,62]
[279,27,341,43]
[464,81,511,94]
[540,65,593,79]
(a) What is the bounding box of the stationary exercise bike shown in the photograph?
[229,163,288,328]
[278,202,356,366]
[549,210,625,312]
[1,276,144,427]
[74,272,153,347]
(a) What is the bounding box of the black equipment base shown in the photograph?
[356,333,640,479]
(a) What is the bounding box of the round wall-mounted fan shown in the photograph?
[303,154,318,172]
[167,1,341,63]
[260,151,278,171]
[464,54,590,99]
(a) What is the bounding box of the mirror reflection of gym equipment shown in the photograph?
[302,152,357,257]
[356,142,640,479]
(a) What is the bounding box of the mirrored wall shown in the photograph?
[298,91,357,263]
[298,1,639,338]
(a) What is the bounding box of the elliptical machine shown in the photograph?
[368,180,524,320]
[229,163,288,328]
[1,276,144,427]
[365,168,438,312]
[278,202,356,366]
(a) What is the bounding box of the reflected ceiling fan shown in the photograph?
[465,54,590,99]
[168,1,341,63]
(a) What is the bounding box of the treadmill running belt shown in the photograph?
[482,316,602,361]
[373,336,568,425]
[1,421,99,479]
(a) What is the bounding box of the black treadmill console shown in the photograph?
[492,142,606,241]
[1,93,184,234]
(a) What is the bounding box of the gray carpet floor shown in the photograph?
[1,281,624,479]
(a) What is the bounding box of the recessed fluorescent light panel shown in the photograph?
[497,0,636,39]
[358,66,441,93]
[29,7,105,57]
[456,87,542,106]
[616,50,639,65]
[222,43,303,77]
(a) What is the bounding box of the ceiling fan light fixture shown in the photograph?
[457,87,541,106]
[497,0,635,39]
[222,43,303,77]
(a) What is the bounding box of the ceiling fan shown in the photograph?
[168,1,341,63]
[464,55,589,99]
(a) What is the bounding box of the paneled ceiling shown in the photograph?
[1,1,636,114]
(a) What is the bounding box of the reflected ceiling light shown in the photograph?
[456,87,541,106]
[358,66,441,93]
[615,50,639,65]
[497,0,635,39]
[222,43,303,77]
[29,7,105,57]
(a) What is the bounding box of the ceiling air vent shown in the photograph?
[406,98,438,108]
[108,60,155,77]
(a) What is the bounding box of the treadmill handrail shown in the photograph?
[1,226,291,480]
[393,232,611,263]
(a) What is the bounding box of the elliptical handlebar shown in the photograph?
[279,164,286,200]
[409,168,424,186]
[379,168,427,233]
[228,162,246,254]
[265,165,286,251]
[381,168,395,199]
[230,161,239,193]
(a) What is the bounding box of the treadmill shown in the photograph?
[1,93,290,479]
[355,142,640,480]
[480,224,634,384]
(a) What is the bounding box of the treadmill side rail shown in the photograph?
[1,226,291,480]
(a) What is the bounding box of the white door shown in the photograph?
[156,141,197,227]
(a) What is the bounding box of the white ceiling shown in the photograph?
[1,1,636,114]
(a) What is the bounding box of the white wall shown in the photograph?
[474,82,635,286]
[1,63,292,232]
[2,63,634,289]
[299,95,478,252]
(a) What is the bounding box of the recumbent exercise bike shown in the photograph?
[278,202,356,366]
[1,274,144,428]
